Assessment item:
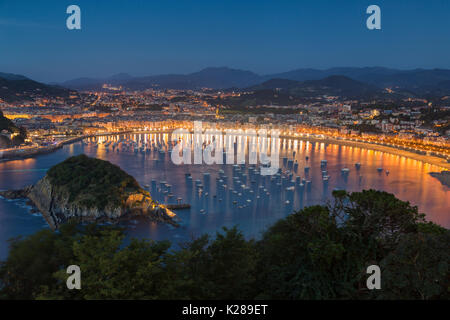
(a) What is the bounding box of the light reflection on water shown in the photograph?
[0,133,448,260]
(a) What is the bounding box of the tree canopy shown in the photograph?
[0,189,448,300]
[46,154,146,210]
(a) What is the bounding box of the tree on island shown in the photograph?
[0,190,448,300]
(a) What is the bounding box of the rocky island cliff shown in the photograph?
[0,154,178,229]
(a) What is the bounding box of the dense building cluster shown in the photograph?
[0,88,449,159]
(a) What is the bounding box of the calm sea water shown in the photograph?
[0,133,448,260]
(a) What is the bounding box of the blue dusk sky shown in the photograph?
[0,0,449,82]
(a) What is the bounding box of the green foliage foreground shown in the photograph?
[0,189,448,300]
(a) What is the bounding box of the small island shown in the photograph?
[0,154,178,229]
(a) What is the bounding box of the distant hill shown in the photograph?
[62,67,262,90]
[124,67,261,90]
[182,67,261,89]
[59,67,450,98]
[4,67,449,102]
[0,73,75,102]
[264,67,400,83]
[214,89,306,109]
[411,79,450,97]
[60,77,104,91]
[212,75,414,109]
[249,78,301,91]
[436,80,450,93]
[249,76,399,100]
[61,73,133,91]
[108,73,133,81]
[0,72,29,81]
[371,69,450,88]
[265,67,450,92]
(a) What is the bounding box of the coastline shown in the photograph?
[288,135,450,171]
[0,131,133,162]
[0,130,449,171]
[0,136,84,162]
[429,171,450,187]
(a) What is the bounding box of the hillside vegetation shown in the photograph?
[0,189,448,300]
[46,154,145,210]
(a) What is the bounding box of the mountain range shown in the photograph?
[59,67,450,96]
[247,76,393,100]
[61,68,262,91]
[0,73,74,103]
[2,67,450,103]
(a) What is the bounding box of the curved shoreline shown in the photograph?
[0,132,133,162]
[0,130,449,171]
[288,135,450,171]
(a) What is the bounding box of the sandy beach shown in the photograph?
[289,135,450,171]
